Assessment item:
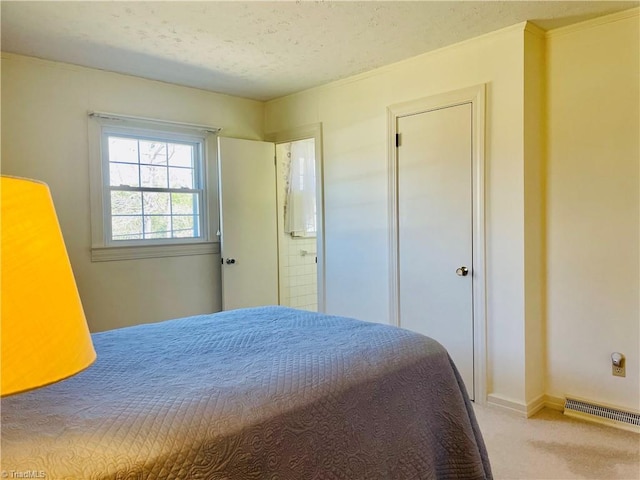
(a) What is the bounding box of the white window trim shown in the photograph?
[88,112,221,261]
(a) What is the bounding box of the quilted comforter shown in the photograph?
[1,306,491,479]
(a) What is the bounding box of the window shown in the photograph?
[89,113,220,261]
[284,138,317,237]
[105,132,204,242]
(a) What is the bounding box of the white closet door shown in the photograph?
[397,103,474,398]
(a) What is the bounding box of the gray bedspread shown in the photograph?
[1,306,491,479]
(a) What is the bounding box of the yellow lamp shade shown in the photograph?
[1,176,96,396]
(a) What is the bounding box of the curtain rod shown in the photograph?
[88,111,222,134]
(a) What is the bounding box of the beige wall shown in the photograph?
[265,24,543,407]
[1,53,264,332]
[523,27,547,405]
[546,12,639,411]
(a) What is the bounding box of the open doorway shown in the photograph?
[275,139,318,311]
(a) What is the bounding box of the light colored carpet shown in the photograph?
[473,404,640,479]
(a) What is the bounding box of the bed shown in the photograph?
[1,306,492,479]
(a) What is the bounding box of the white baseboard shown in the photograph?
[487,394,528,416]
[488,393,640,432]
[526,394,547,417]
[487,393,565,418]
[544,394,565,411]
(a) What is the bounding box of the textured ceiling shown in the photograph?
[2,1,638,100]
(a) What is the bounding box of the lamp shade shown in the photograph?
[1,176,96,396]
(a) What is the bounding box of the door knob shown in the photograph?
[225,258,236,265]
[456,266,469,277]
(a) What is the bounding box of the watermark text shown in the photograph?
[1,471,47,479]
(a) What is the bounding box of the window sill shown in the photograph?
[91,242,220,262]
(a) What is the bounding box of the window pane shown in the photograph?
[139,141,167,165]
[171,193,198,215]
[169,167,194,189]
[145,215,171,238]
[168,143,193,168]
[112,216,143,240]
[101,126,206,245]
[108,137,138,164]
[172,215,197,238]
[111,191,142,215]
[110,163,140,187]
[143,192,170,215]
[140,165,168,188]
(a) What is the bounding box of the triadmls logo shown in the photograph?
[2,471,47,479]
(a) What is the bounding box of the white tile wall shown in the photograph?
[279,236,317,311]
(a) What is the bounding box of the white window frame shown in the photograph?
[88,112,221,262]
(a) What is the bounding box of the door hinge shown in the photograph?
[395,133,401,147]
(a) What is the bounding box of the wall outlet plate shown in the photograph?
[613,365,626,377]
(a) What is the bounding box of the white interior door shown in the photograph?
[218,137,278,310]
[397,103,474,398]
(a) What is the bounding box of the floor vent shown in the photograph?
[564,397,640,433]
